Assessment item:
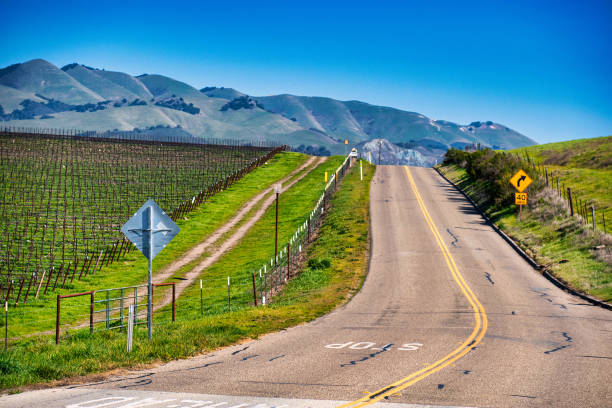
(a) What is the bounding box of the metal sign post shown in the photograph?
[147,207,153,341]
[121,199,179,342]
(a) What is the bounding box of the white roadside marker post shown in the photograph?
[227,276,231,311]
[360,160,363,181]
[127,305,134,352]
[200,279,203,317]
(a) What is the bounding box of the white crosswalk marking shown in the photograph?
[3,388,477,408]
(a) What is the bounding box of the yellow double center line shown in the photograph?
[339,166,488,408]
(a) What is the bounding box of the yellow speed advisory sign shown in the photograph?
[509,169,532,192]
[515,193,527,205]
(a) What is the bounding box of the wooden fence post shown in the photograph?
[90,291,94,333]
[35,270,45,299]
[56,294,61,345]
[70,259,79,283]
[567,188,574,216]
[14,277,25,306]
[78,257,88,280]
[24,274,34,303]
[53,264,63,291]
[61,262,71,288]
[172,283,175,323]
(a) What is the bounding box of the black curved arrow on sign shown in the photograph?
[517,175,527,187]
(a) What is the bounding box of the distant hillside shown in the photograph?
[61,64,153,100]
[0,59,102,104]
[0,84,45,113]
[255,95,535,151]
[137,74,199,98]
[201,86,245,100]
[356,138,432,167]
[94,70,153,99]
[0,58,538,166]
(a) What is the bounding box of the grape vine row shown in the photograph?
[0,127,286,303]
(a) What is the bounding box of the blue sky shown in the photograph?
[1,0,611,143]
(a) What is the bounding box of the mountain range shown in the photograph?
[0,59,537,164]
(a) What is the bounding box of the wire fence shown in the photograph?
[509,150,609,234]
[0,128,287,304]
[0,126,279,147]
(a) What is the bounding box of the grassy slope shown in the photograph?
[0,159,374,390]
[512,136,612,226]
[440,163,611,302]
[4,152,308,337]
[156,156,345,319]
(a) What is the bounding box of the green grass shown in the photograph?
[2,152,308,337]
[156,156,348,319]
[512,136,612,227]
[439,163,611,302]
[514,135,612,169]
[0,159,374,390]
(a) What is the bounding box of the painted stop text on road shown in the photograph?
[325,342,423,351]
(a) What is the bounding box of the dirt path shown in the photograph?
[151,155,318,286]
[156,156,327,309]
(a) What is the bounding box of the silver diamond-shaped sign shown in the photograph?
[121,199,180,261]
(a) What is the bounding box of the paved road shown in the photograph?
[4,166,611,408]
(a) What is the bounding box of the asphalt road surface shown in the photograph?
[4,166,611,408]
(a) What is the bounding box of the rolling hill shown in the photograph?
[0,58,537,164]
[61,64,141,101]
[0,59,102,104]
[356,138,431,167]
[255,95,534,150]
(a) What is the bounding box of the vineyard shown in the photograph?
[0,128,285,304]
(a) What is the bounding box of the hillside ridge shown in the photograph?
[0,58,537,164]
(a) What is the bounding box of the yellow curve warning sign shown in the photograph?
[509,169,532,193]
[515,193,527,205]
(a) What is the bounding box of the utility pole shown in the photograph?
[274,183,282,263]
